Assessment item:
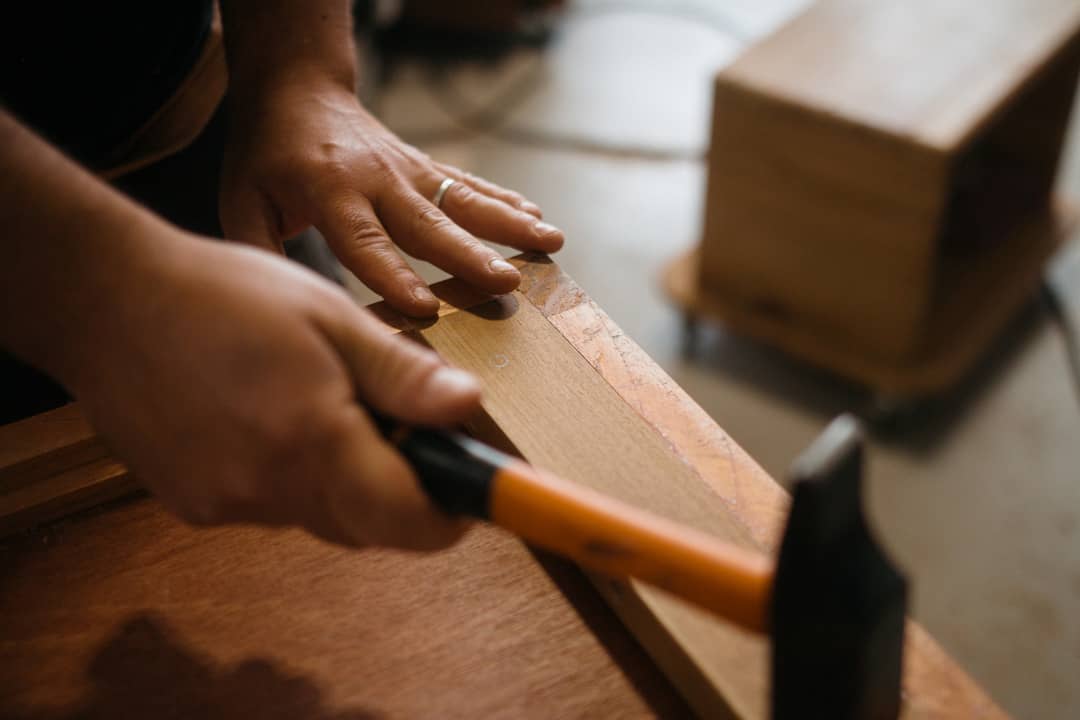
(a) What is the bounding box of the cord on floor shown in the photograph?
[1041,277,1080,408]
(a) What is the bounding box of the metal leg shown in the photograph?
[863,393,917,429]
[681,312,701,357]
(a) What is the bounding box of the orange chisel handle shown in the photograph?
[388,424,775,634]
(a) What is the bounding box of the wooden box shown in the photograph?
[666,0,1080,396]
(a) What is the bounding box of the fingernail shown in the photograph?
[413,286,437,305]
[534,221,562,238]
[432,366,480,395]
[489,258,517,274]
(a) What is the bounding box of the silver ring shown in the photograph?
[432,177,457,209]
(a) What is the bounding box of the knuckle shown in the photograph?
[316,141,347,164]
[362,147,398,181]
[415,203,456,234]
[340,210,387,249]
[291,145,350,183]
[449,183,479,211]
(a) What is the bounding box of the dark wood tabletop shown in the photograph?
[0,257,1002,718]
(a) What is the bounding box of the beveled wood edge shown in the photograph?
[366,253,587,331]
[373,253,788,546]
[0,403,99,490]
[516,261,1005,717]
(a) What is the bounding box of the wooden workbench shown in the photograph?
[0,257,1001,717]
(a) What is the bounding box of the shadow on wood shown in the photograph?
[8,613,377,720]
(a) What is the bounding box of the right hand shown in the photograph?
[66,229,478,550]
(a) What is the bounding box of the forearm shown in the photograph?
[220,0,359,100]
[0,110,181,386]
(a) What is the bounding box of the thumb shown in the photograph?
[320,301,483,426]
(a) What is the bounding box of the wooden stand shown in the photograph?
[665,0,1080,397]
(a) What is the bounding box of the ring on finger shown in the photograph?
[432,177,457,209]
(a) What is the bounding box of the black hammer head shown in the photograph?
[771,415,908,720]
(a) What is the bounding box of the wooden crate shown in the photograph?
[665,0,1080,396]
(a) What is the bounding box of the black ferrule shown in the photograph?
[397,428,501,520]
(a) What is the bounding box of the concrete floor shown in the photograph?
[355,2,1080,716]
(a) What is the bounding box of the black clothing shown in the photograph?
[1,2,214,424]
[1,1,214,168]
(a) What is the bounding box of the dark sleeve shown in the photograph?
[0,0,214,168]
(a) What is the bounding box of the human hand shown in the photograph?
[220,77,564,317]
[68,228,479,550]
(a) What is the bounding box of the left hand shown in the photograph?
[220,77,564,317]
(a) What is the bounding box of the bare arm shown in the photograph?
[220,0,359,96]
[0,109,170,386]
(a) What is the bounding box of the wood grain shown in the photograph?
[0,499,688,718]
[421,294,771,718]
[516,259,1007,716]
[0,403,132,537]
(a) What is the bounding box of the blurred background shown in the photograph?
[346,1,1080,716]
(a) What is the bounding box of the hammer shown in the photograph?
[384,414,907,719]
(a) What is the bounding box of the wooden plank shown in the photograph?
[0,456,133,537]
[0,402,106,492]
[516,261,1006,716]
[420,293,771,718]
[0,403,131,537]
[534,290,789,550]
[419,282,1006,718]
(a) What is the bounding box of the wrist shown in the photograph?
[222,1,359,108]
[38,212,193,395]
[229,58,357,110]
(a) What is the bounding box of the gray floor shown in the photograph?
[354,2,1080,716]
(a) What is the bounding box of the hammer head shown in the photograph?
[771,415,908,720]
